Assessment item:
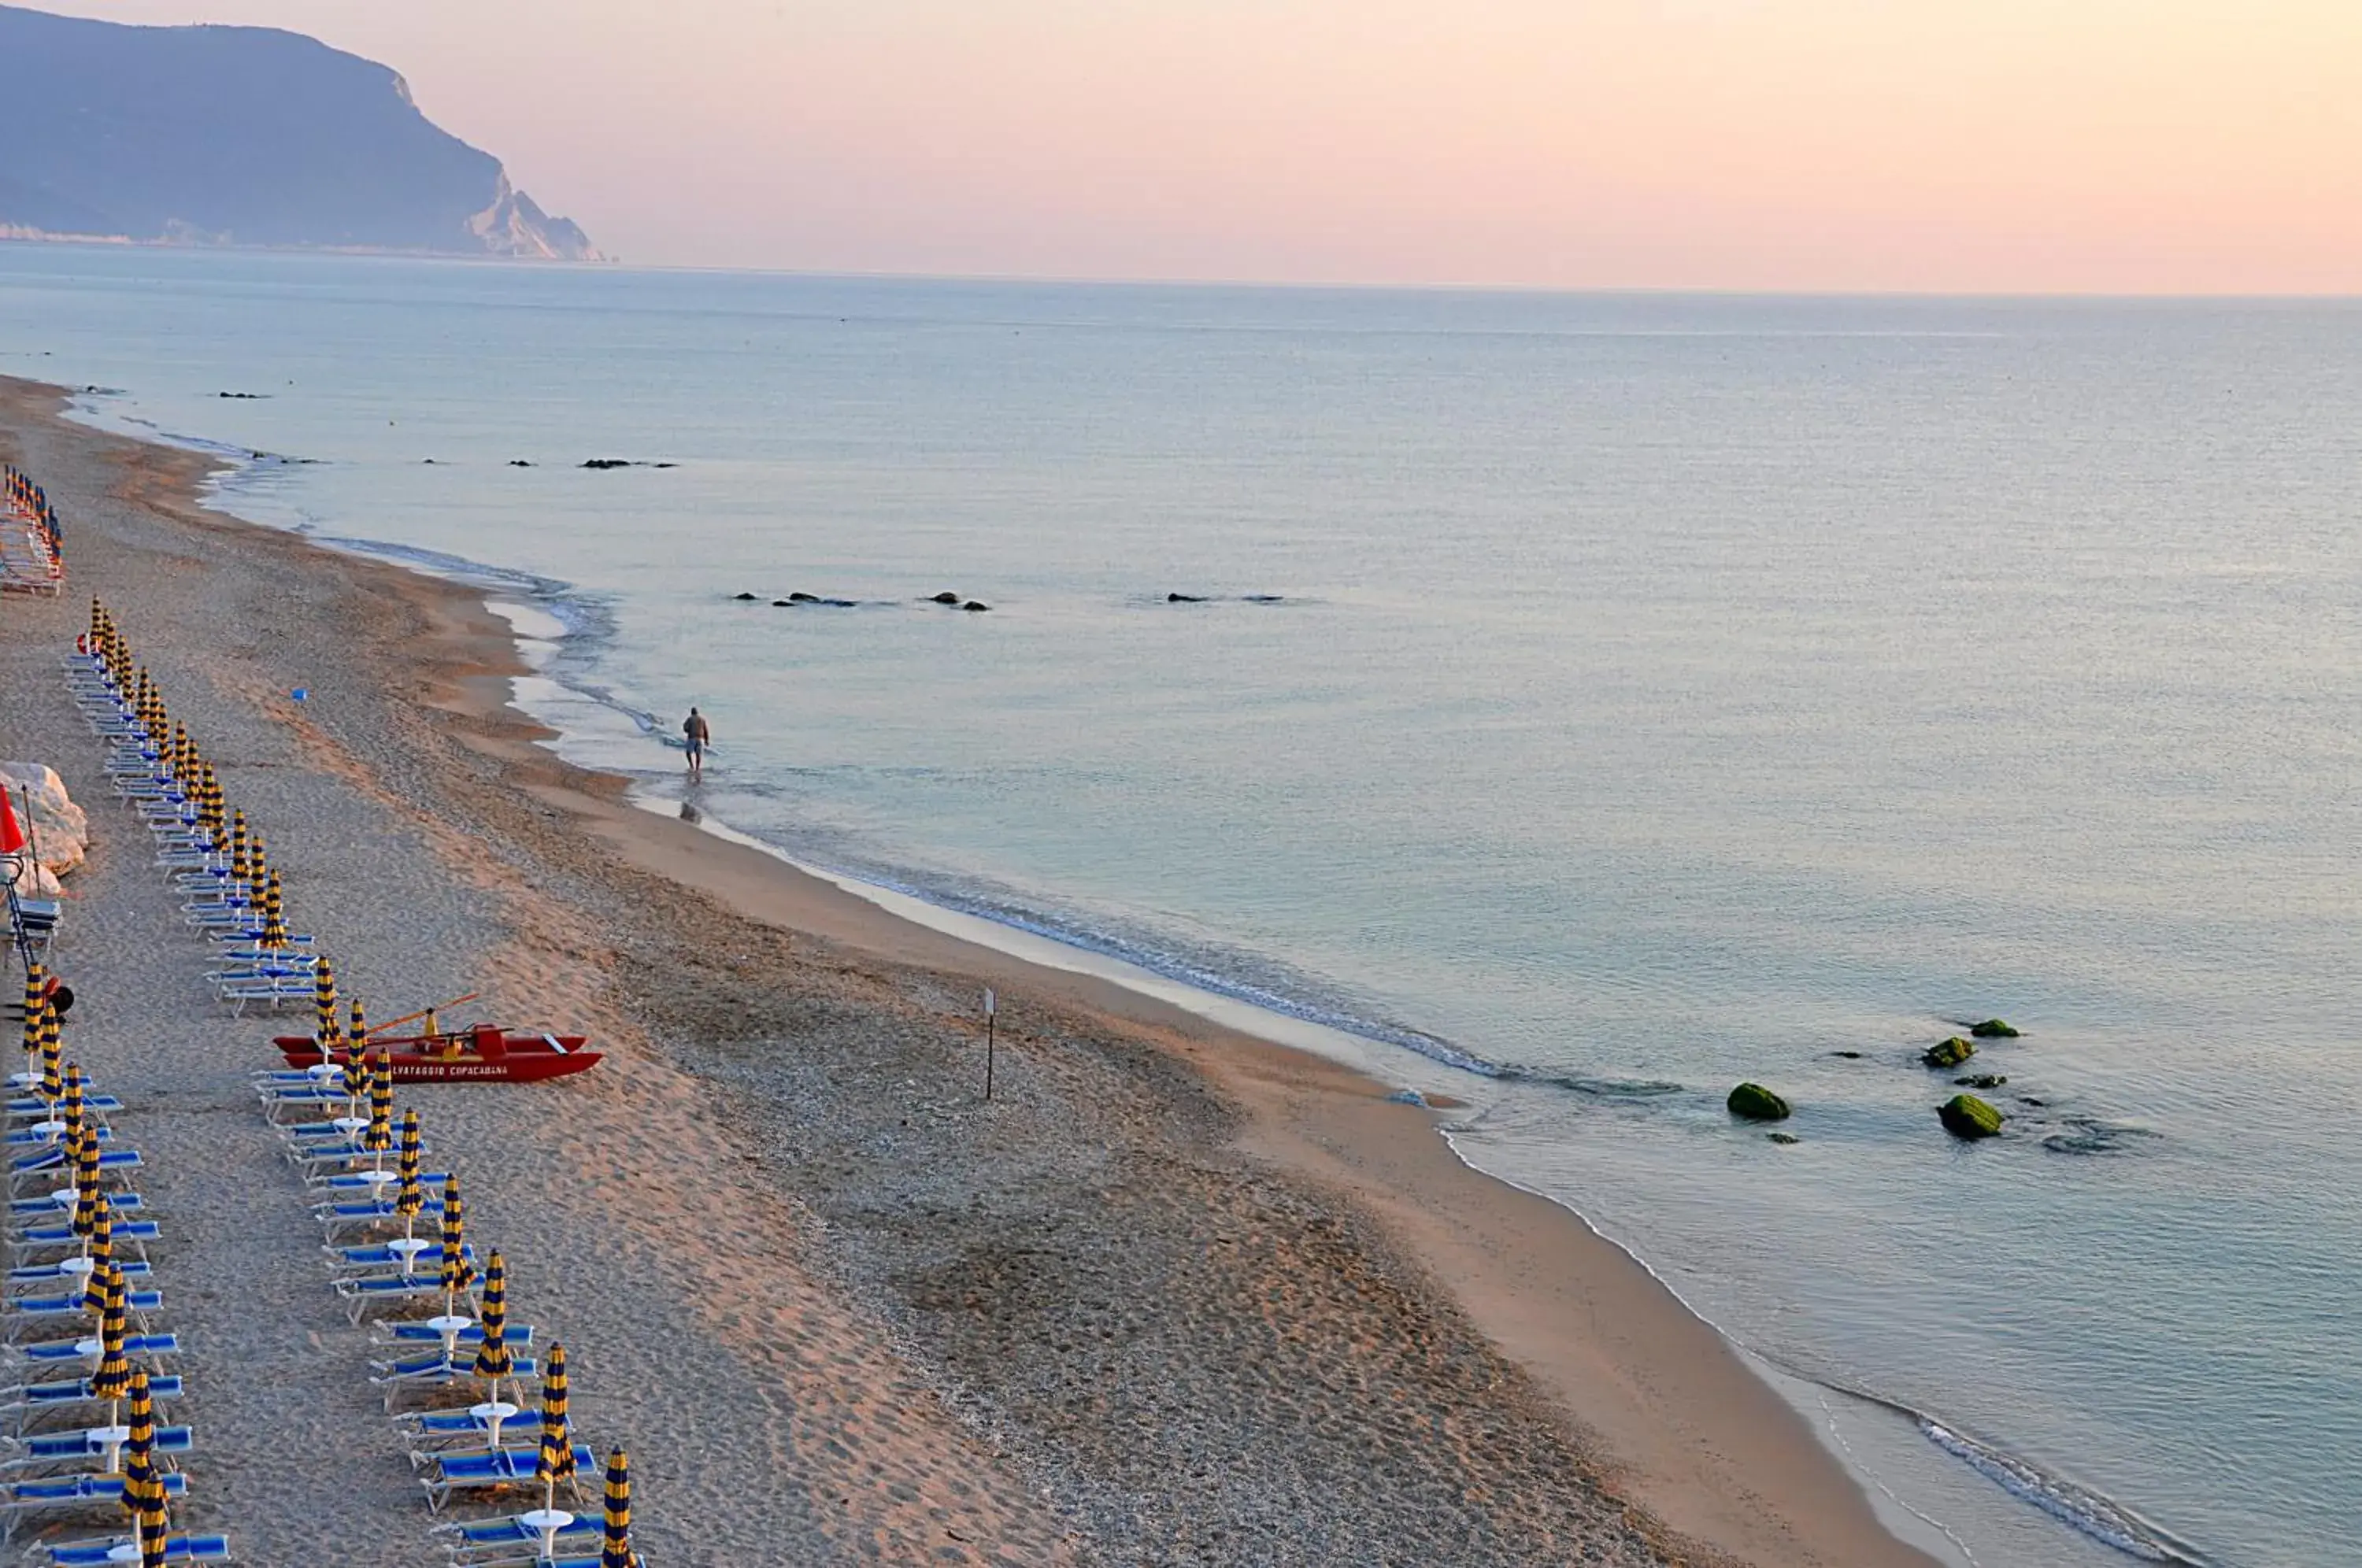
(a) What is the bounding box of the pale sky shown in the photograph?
[37,1,2362,291]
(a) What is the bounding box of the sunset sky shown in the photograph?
[42,1,2362,291]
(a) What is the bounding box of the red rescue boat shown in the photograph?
[273,1023,602,1083]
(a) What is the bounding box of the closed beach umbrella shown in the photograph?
[259,870,288,949]
[439,1174,473,1317]
[90,1262,129,1432]
[365,1051,394,1157]
[228,813,250,889]
[71,1131,102,1241]
[472,1250,513,1412]
[72,1119,102,1219]
[599,1448,634,1568]
[342,1004,371,1108]
[39,1005,61,1102]
[535,1343,576,1510]
[312,957,340,1053]
[118,1367,154,1523]
[81,1191,114,1310]
[121,1368,167,1564]
[59,1063,84,1152]
[394,1110,424,1241]
[18,963,43,1059]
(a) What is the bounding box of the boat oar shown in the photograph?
[365,994,480,1039]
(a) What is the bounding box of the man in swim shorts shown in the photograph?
[683,705,710,782]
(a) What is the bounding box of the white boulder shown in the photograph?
[0,762,87,884]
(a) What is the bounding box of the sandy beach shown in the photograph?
[0,372,1941,1566]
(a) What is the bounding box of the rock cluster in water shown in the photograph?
[1923,1036,1977,1069]
[1939,1093,2005,1139]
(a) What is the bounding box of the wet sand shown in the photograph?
[0,373,1938,1566]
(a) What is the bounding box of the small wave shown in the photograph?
[2041,1119,2163,1157]
[1921,1421,2203,1563]
[1511,1071,1685,1098]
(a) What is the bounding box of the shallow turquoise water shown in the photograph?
[3,247,2356,1565]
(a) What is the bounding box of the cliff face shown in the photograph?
[0,5,602,260]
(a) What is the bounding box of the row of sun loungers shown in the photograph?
[0,1040,221,1564]
[65,605,639,1562]
[0,468,64,599]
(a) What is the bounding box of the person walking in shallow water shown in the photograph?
[683,705,710,782]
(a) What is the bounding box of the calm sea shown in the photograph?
[4,246,2356,1566]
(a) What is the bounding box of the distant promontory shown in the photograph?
[0,5,602,261]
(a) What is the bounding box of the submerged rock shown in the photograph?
[769,599,793,608]
[787,592,820,604]
[1727,1082,1791,1121]
[1923,1037,1977,1069]
[1767,1131,1801,1145]
[1971,1019,2020,1038]
[509,459,535,468]
[962,601,990,612]
[1938,1093,2005,1140]
[731,591,758,601]
[1167,592,1209,603]
[1830,1049,1864,1060]
[1955,1073,2008,1089]
[928,591,961,605]
[581,458,633,470]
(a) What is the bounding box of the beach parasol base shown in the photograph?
[520,1507,572,1560]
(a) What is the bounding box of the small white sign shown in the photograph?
[983,987,997,1017]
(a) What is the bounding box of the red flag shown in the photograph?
[0,789,24,856]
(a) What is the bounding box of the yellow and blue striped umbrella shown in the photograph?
[312,957,340,1054]
[90,1262,129,1422]
[394,1110,424,1238]
[121,1366,167,1563]
[342,1004,370,1104]
[599,1448,633,1568]
[365,1052,394,1157]
[60,1063,84,1156]
[17,963,42,1059]
[72,1119,102,1218]
[228,813,250,889]
[439,1175,472,1314]
[259,870,287,949]
[535,1342,576,1508]
[80,1191,113,1311]
[471,1250,513,1403]
[38,1001,61,1102]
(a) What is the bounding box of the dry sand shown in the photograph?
[0,374,1939,1567]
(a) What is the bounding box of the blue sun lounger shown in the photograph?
[377,1319,532,1351]
[13,1333,176,1371]
[0,1375,183,1433]
[5,1289,160,1342]
[419,1443,593,1511]
[334,1262,476,1323]
[1,1423,191,1474]
[36,1533,231,1566]
[4,1096,120,1119]
[8,1148,139,1187]
[432,1508,598,1556]
[372,1351,538,1411]
[11,1219,159,1260]
[6,1258,149,1292]
[2,1125,109,1149]
[7,1191,141,1223]
[0,1471,187,1539]
[328,1241,472,1275]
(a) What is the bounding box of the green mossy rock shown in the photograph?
[1939,1093,2005,1139]
[1971,1019,2020,1038]
[1955,1073,2008,1089]
[1727,1082,1792,1121]
[1923,1037,1977,1069]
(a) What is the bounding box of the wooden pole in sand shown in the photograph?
[983,986,996,1101]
